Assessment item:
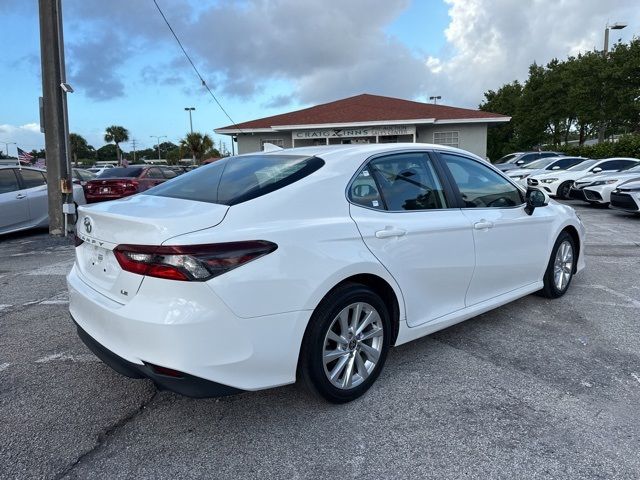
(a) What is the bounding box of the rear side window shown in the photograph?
[146,154,324,205]
[160,167,177,179]
[350,153,447,211]
[0,169,20,193]
[19,170,47,188]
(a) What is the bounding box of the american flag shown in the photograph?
[17,147,34,163]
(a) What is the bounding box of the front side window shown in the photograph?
[0,169,20,194]
[441,153,523,208]
[19,170,46,189]
[553,157,583,169]
[351,153,448,211]
[433,131,459,148]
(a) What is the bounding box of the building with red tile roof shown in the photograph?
[215,93,510,158]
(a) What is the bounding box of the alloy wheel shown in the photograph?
[553,240,574,291]
[322,302,384,390]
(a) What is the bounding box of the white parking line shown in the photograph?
[40,299,69,305]
[0,304,12,312]
[0,363,10,372]
[35,353,99,363]
[27,259,75,276]
[575,284,640,308]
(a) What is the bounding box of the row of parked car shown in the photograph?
[0,164,197,235]
[495,152,640,214]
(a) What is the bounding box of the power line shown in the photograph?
[152,0,245,134]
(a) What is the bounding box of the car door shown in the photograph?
[0,168,30,232]
[17,169,49,226]
[348,151,475,327]
[438,152,555,306]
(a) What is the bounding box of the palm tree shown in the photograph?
[104,125,129,165]
[180,132,213,164]
[69,133,88,166]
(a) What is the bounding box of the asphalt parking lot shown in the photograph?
[1,201,639,480]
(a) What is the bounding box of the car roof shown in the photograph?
[250,143,486,163]
[0,166,46,172]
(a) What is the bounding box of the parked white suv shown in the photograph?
[69,144,585,403]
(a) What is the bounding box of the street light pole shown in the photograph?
[599,22,627,143]
[184,107,195,134]
[429,95,442,105]
[150,135,167,161]
[1,141,16,156]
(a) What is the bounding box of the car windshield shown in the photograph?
[146,154,324,205]
[495,154,518,164]
[567,160,597,171]
[97,167,144,178]
[523,158,556,169]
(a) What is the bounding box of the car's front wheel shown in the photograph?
[299,283,391,403]
[557,181,573,199]
[539,231,576,298]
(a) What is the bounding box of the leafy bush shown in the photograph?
[556,134,640,159]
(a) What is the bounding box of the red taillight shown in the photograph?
[113,241,277,281]
[120,180,139,191]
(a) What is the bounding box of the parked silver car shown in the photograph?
[0,166,86,235]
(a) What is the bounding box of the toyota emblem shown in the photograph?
[83,217,92,233]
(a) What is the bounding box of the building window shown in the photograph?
[378,135,398,143]
[260,139,285,149]
[433,131,459,148]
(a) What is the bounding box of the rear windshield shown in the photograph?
[145,154,324,205]
[97,167,144,178]
[495,154,518,164]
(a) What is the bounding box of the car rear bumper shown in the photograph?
[67,264,311,393]
[74,319,243,397]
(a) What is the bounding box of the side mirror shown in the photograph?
[591,167,602,173]
[516,160,525,165]
[524,187,548,215]
[551,165,561,170]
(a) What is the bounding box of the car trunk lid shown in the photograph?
[75,194,228,303]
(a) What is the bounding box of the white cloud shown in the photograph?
[0,123,44,153]
[428,0,640,107]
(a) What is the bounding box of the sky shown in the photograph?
[0,0,638,157]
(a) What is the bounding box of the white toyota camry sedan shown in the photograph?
[68,144,585,403]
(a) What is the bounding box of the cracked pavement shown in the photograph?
[1,202,639,479]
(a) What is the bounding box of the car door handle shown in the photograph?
[16,194,26,199]
[375,227,407,239]
[473,220,494,230]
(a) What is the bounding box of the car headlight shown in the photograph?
[510,173,530,180]
[541,178,558,183]
[590,179,618,186]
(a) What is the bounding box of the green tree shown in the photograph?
[104,125,129,165]
[180,132,214,163]
[96,144,118,163]
[69,133,94,166]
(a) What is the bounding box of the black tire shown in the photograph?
[557,181,573,199]
[538,231,576,298]
[299,283,391,403]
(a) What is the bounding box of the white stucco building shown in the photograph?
[215,93,510,158]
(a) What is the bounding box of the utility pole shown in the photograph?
[38,0,73,236]
[1,141,16,156]
[131,138,137,163]
[150,135,166,161]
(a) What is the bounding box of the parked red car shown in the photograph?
[83,166,177,203]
